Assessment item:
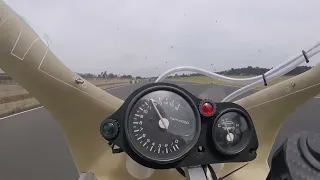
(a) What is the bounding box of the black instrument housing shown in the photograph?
[100,82,259,169]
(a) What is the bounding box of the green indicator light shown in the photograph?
[104,123,115,135]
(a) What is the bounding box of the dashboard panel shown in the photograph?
[100,82,258,169]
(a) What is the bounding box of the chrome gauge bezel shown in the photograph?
[124,85,202,164]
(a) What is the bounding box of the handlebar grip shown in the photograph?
[267,131,320,180]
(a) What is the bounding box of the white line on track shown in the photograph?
[0,85,131,120]
[0,106,43,121]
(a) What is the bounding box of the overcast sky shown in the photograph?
[4,0,320,77]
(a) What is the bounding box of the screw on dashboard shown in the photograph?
[75,78,84,84]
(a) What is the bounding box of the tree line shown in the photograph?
[78,71,140,79]
[218,66,313,76]
[171,66,313,78]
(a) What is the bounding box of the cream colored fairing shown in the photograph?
[0,1,123,173]
[1,1,320,180]
[217,65,320,179]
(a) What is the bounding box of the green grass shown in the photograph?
[172,75,293,90]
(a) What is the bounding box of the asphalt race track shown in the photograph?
[0,81,319,180]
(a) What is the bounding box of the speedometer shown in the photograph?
[125,88,201,164]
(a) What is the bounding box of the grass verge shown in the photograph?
[172,75,320,98]
[172,76,293,90]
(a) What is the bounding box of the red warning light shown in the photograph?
[201,102,214,115]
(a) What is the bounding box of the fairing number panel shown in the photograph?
[100,82,258,169]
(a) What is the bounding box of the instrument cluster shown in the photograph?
[100,82,258,169]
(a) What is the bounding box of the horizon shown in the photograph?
[75,65,313,77]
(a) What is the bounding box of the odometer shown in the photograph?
[125,89,201,164]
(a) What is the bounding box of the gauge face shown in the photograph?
[212,110,251,155]
[126,89,201,163]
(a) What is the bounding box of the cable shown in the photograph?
[206,165,218,180]
[155,42,320,102]
[201,165,215,180]
[176,168,185,177]
[218,163,249,180]
[222,45,320,102]
[156,42,320,84]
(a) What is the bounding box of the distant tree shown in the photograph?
[108,73,116,78]
[118,74,133,79]
[190,73,203,77]
[86,73,96,78]
[77,73,97,78]
[180,73,190,77]
[217,66,312,76]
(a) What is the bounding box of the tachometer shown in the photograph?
[125,89,201,164]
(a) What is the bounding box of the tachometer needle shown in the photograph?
[150,99,168,129]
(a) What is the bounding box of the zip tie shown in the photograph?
[262,74,267,86]
[302,50,309,63]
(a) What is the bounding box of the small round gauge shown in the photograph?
[125,87,201,164]
[212,109,252,155]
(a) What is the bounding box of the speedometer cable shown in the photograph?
[217,163,249,180]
